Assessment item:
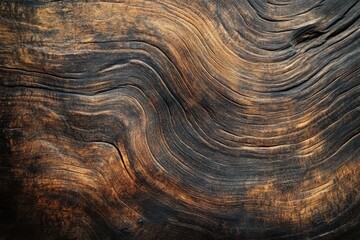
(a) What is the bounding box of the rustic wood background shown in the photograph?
[0,0,359,239]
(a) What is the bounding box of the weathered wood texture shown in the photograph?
[0,1,359,239]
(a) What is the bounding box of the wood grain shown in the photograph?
[0,1,359,239]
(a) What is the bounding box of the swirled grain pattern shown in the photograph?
[0,0,359,239]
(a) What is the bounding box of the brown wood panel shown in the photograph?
[0,1,359,239]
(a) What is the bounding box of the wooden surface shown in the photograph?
[0,1,359,239]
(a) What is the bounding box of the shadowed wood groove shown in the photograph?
[0,1,359,239]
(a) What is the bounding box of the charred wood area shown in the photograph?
[0,1,359,239]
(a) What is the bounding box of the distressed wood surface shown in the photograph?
[0,1,359,239]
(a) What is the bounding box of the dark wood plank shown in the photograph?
[0,1,359,239]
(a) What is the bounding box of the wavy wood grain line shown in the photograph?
[0,1,359,239]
